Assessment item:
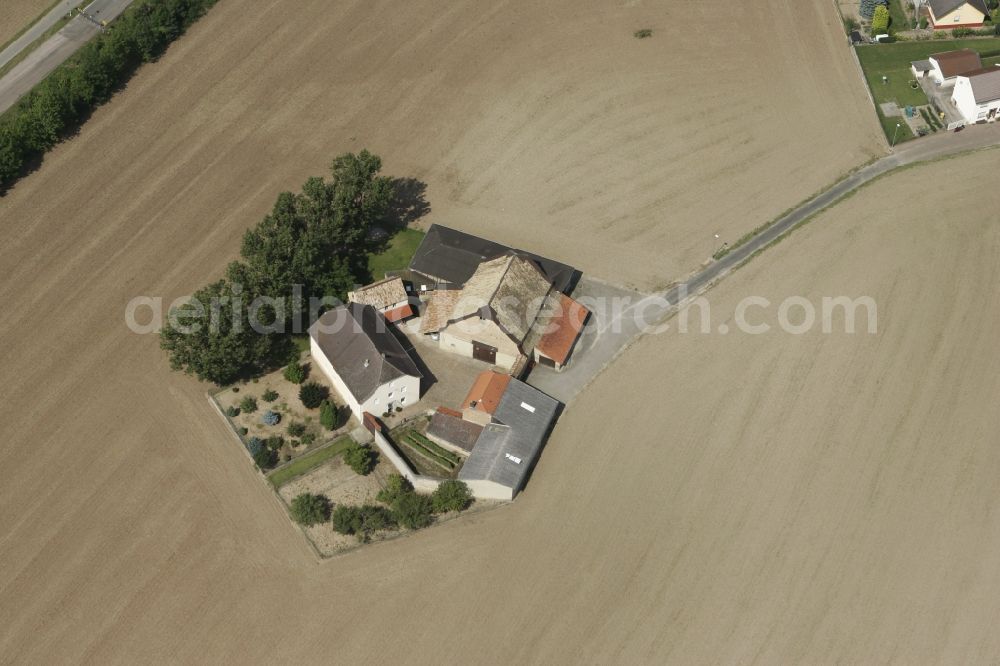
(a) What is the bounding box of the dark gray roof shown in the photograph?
[458,379,560,493]
[929,0,989,17]
[409,224,579,294]
[966,67,1000,104]
[308,303,422,402]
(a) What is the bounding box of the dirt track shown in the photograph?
[3,0,997,662]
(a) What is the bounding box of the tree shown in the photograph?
[860,0,887,19]
[287,422,307,437]
[283,361,307,384]
[290,493,331,526]
[343,443,377,475]
[159,280,285,385]
[376,473,413,505]
[299,381,329,409]
[391,491,434,530]
[431,480,473,513]
[229,152,393,323]
[253,446,277,470]
[331,504,396,540]
[319,400,339,430]
[871,4,890,33]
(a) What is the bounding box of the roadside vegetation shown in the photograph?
[0,0,221,191]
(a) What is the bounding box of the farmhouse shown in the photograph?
[407,223,579,294]
[923,0,990,28]
[951,67,1000,122]
[457,374,561,501]
[309,303,422,420]
[419,254,589,372]
[347,276,414,322]
[912,49,983,85]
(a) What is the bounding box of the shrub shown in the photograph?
[431,480,474,513]
[952,27,974,37]
[239,396,258,413]
[633,28,652,38]
[319,400,339,431]
[261,410,281,426]
[331,504,396,540]
[391,492,434,530]
[253,447,277,470]
[844,16,860,33]
[246,437,264,455]
[919,16,928,29]
[266,435,284,451]
[287,422,307,437]
[300,432,317,446]
[299,382,329,409]
[377,473,414,505]
[344,443,377,475]
[290,493,331,526]
[262,389,279,402]
[283,361,307,384]
[238,427,249,437]
[225,405,240,418]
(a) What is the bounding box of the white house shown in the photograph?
[924,0,989,28]
[308,303,422,420]
[951,67,1000,123]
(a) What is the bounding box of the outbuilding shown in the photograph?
[951,66,1000,123]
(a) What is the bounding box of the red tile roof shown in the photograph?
[536,294,589,365]
[382,303,414,323]
[462,371,511,414]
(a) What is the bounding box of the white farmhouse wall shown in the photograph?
[359,374,421,416]
[951,78,1000,122]
[461,479,515,501]
[310,336,363,420]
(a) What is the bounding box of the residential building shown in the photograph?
[927,49,983,86]
[308,303,422,420]
[951,66,1000,122]
[925,0,990,28]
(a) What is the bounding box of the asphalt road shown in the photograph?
[529,122,1000,405]
[0,0,134,114]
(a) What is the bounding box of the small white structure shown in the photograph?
[951,67,1000,123]
[309,303,422,420]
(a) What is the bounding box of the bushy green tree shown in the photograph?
[343,443,377,475]
[159,280,284,385]
[283,361,307,384]
[331,504,396,540]
[376,473,413,505]
[253,446,277,470]
[391,491,434,530]
[872,4,890,33]
[290,493,331,526]
[299,382,329,409]
[431,480,473,513]
[319,400,339,430]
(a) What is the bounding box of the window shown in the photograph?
[954,14,961,21]
[520,402,536,413]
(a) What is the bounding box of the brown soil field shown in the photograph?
[0,0,56,48]
[3,0,995,662]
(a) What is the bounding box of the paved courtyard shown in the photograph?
[526,277,649,405]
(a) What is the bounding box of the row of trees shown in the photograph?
[0,0,220,189]
[160,151,395,385]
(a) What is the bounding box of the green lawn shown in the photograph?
[857,38,1000,107]
[367,228,425,280]
[267,435,353,487]
[985,55,1000,67]
[856,38,1000,141]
